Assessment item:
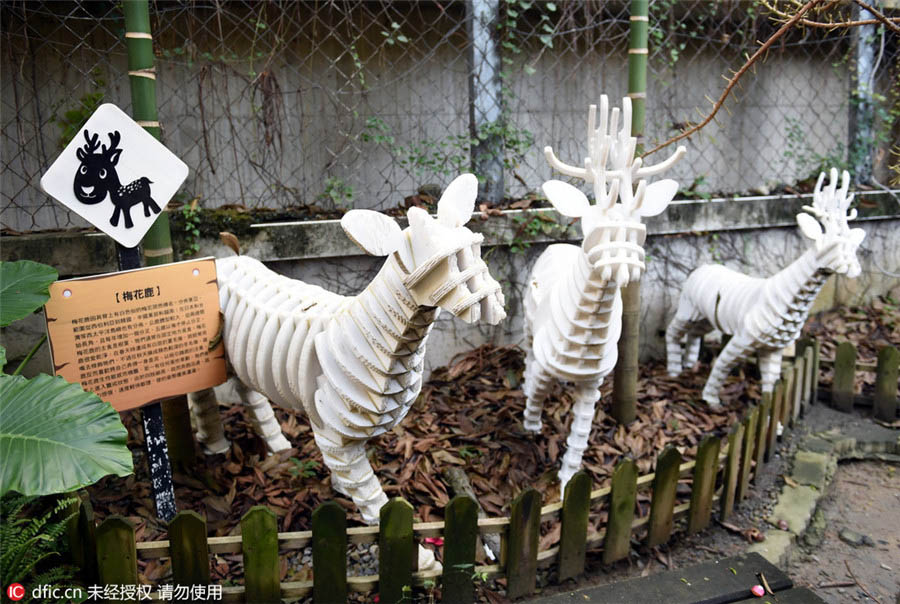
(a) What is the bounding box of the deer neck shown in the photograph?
[347,254,437,377]
[757,247,830,345]
[104,171,123,198]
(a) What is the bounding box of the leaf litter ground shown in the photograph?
[84,297,898,593]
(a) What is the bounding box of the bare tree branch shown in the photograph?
[765,0,900,32]
[642,0,823,159]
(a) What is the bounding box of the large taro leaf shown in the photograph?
[0,373,133,497]
[0,260,58,327]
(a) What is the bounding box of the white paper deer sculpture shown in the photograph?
[522,96,686,490]
[666,168,866,407]
[189,174,506,570]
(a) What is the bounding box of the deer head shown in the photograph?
[341,173,506,325]
[796,168,866,278]
[542,96,686,286]
[73,130,122,205]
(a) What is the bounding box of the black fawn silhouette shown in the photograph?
[73,129,161,229]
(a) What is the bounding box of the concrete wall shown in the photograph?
[4,190,897,378]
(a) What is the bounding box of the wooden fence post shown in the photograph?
[720,422,744,521]
[791,358,804,426]
[241,506,280,604]
[506,488,541,600]
[603,458,637,565]
[379,498,414,604]
[811,339,821,404]
[96,517,137,603]
[647,447,682,548]
[771,380,785,446]
[802,346,814,413]
[832,341,857,412]
[874,346,899,421]
[736,407,758,503]
[781,367,795,430]
[312,501,347,604]
[443,495,478,604]
[558,471,590,582]
[688,436,720,534]
[68,497,98,585]
[753,394,771,484]
[169,511,210,590]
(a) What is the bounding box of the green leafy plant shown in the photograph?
[180,198,202,257]
[320,177,354,209]
[288,458,321,480]
[0,493,85,604]
[0,260,133,498]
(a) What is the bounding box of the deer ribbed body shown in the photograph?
[190,174,507,570]
[520,96,685,491]
[525,244,622,385]
[212,255,435,520]
[666,168,865,406]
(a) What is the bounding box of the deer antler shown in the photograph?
[802,168,857,237]
[81,130,101,154]
[545,96,686,214]
[102,131,122,155]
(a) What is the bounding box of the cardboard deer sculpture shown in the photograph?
[189,174,506,570]
[666,168,866,406]
[522,96,686,490]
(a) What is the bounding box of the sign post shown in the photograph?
[40,101,192,521]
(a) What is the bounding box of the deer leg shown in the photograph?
[758,350,783,395]
[665,317,690,376]
[144,197,161,216]
[684,333,703,370]
[701,335,756,407]
[110,205,121,227]
[233,381,291,453]
[558,380,602,493]
[188,387,231,454]
[123,206,134,229]
[522,352,554,433]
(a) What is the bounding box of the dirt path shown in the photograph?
[786,460,900,604]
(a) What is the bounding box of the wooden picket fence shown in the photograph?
[67,338,897,603]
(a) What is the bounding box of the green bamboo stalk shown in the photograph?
[123,0,195,471]
[611,0,648,425]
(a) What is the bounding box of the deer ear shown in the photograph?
[76,148,86,161]
[108,148,122,166]
[637,179,678,217]
[848,227,866,246]
[542,180,589,217]
[341,209,402,256]
[797,213,823,242]
[437,173,478,227]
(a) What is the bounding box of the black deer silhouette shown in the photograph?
[73,129,161,229]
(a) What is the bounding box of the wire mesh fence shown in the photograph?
[2,0,898,233]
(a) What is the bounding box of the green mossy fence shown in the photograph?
[68,339,898,603]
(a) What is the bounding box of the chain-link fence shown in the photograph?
[2,0,898,233]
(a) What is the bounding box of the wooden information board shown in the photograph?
[44,258,226,411]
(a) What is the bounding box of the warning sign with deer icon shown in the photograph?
[40,103,189,248]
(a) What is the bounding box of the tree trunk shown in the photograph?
[123,0,195,471]
[611,0,649,425]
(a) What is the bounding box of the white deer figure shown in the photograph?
[189,174,506,569]
[666,168,866,407]
[522,96,686,490]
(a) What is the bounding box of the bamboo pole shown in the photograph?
[611,0,648,424]
[122,0,195,472]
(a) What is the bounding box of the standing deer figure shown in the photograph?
[189,174,506,570]
[73,129,161,228]
[666,168,866,407]
[522,96,686,490]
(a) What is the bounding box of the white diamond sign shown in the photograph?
[40,103,188,248]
